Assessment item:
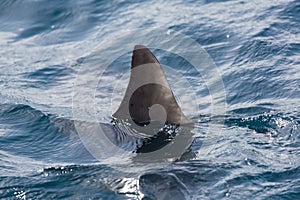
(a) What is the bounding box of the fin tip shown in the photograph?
[134,45,147,50]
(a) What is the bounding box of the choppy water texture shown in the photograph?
[0,0,299,199]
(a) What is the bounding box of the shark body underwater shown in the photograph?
[55,45,195,162]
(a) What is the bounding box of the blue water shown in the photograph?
[0,0,299,199]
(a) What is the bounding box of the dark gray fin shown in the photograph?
[112,45,193,126]
[131,45,159,69]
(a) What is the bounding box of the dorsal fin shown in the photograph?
[112,45,193,126]
[131,45,159,68]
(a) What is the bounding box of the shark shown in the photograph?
[113,45,193,127]
[54,45,195,163]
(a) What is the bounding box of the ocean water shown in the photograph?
[0,0,299,199]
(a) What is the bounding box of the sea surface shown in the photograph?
[0,0,299,199]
